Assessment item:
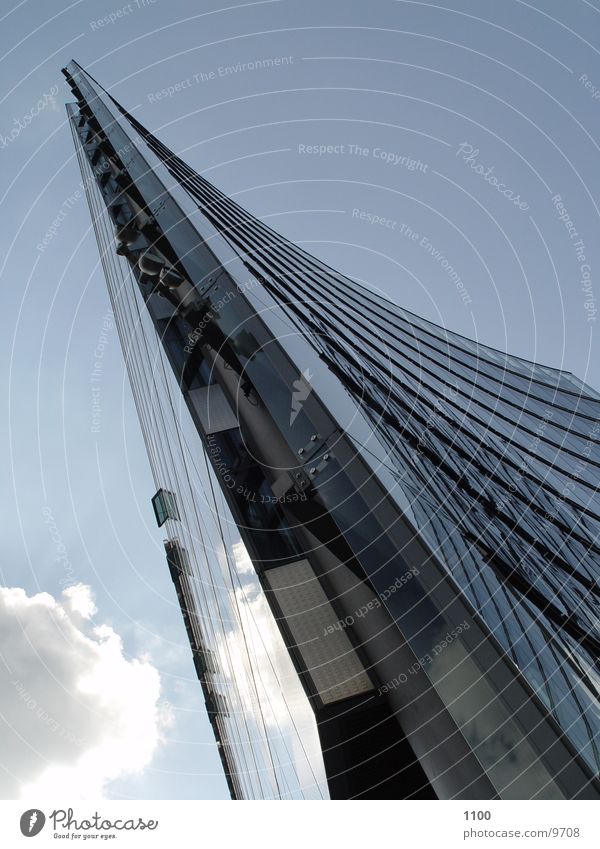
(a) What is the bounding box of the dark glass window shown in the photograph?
[206,428,302,563]
[156,316,212,389]
[152,489,180,526]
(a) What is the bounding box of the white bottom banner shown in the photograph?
[0,800,597,848]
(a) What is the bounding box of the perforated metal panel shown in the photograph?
[265,559,372,705]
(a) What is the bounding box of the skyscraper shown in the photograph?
[63,60,600,800]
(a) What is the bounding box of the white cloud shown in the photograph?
[0,584,172,800]
[62,584,98,619]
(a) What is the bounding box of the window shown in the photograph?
[152,489,180,526]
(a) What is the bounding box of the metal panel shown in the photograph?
[188,384,238,434]
[265,559,372,705]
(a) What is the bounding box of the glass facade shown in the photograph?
[66,86,328,799]
[129,120,600,777]
[139,137,600,775]
[64,59,600,799]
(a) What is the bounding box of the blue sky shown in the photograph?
[1,0,599,799]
